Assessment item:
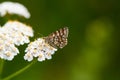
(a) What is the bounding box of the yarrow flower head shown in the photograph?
[24,38,57,62]
[0,1,30,18]
[0,20,34,61]
[2,21,34,46]
[0,28,19,60]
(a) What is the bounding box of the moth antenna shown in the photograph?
[37,33,44,37]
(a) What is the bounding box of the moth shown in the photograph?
[44,27,69,49]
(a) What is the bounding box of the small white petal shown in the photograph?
[23,36,30,43]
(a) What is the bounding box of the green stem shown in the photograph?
[2,60,37,80]
[0,59,4,78]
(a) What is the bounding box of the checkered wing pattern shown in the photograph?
[44,27,69,49]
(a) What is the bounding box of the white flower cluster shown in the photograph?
[0,1,30,18]
[0,28,19,60]
[0,21,33,60]
[3,21,33,46]
[24,38,57,62]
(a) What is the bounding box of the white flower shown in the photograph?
[0,1,30,18]
[2,21,34,46]
[3,51,15,61]
[44,52,52,59]
[24,53,33,62]
[38,53,45,62]
[24,38,57,62]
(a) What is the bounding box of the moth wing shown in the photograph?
[44,27,69,49]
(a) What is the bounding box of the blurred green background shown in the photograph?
[0,0,120,80]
